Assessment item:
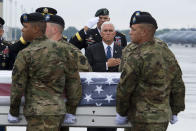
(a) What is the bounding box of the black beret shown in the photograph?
[20,13,45,25]
[95,8,109,17]
[0,17,5,26]
[35,7,57,15]
[130,11,158,29]
[45,14,65,28]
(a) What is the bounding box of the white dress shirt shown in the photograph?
[102,41,114,70]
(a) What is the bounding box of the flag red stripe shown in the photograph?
[0,84,11,96]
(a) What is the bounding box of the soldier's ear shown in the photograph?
[108,17,110,21]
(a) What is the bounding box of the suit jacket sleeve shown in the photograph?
[85,45,107,72]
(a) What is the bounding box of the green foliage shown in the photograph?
[7,27,196,43]
[63,26,78,40]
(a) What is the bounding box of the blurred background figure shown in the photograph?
[69,8,127,50]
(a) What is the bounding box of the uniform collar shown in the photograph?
[59,36,67,43]
[31,35,48,44]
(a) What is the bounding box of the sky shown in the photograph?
[2,0,196,30]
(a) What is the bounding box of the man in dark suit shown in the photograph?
[69,8,127,50]
[85,21,122,131]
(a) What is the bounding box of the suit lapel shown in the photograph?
[99,42,107,60]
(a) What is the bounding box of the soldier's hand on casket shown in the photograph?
[63,113,76,124]
[115,113,128,125]
[86,17,99,29]
[8,113,21,123]
[170,115,178,124]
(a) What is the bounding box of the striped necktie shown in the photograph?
[106,46,111,59]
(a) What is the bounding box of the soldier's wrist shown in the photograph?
[66,105,77,115]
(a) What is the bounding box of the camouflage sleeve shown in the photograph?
[9,51,28,116]
[116,54,142,116]
[119,47,127,72]
[170,64,185,115]
[69,29,87,50]
[65,53,82,114]
[72,48,92,72]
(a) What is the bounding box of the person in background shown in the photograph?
[8,12,82,131]
[85,21,122,72]
[85,21,122,131]
[0,17,12,70]
[115,11,185,131]
[69,8,127,50]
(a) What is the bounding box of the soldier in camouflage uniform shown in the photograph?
[116,11,185,131]
[119,12,168,72]
[43,13,91,131]
[44,14,92,72]
[8,12,82,131]
[119,37,168,72]
[5,8,58,70]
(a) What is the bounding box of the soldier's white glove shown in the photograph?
[86,17,99,29]
[170,115,178,124]
[8,113,21,123]
[63,113,76,124]
[115,113,128,125]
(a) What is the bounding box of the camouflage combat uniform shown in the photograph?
[60,37,92,72]
[119,38,168,72]
[59,37,91,131]
[116,40,185,131]
[10,36,82,131]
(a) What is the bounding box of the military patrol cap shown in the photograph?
[95,8,109,17]
[130,11,158,29]
[45,14,65,28]
[0,17,5,27]
[35,7,57,15]
[20,12,45,25]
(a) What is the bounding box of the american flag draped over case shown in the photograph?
[79,72,120,107]
[0,71,121,106]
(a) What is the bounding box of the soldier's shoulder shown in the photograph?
[125,43,138,51]
[62,36,67,41]
[154,37,168,47]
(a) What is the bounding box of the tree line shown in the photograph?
[6,27,196,44]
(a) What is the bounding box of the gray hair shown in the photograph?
[101,21,115,31]
[49,22,64,33]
